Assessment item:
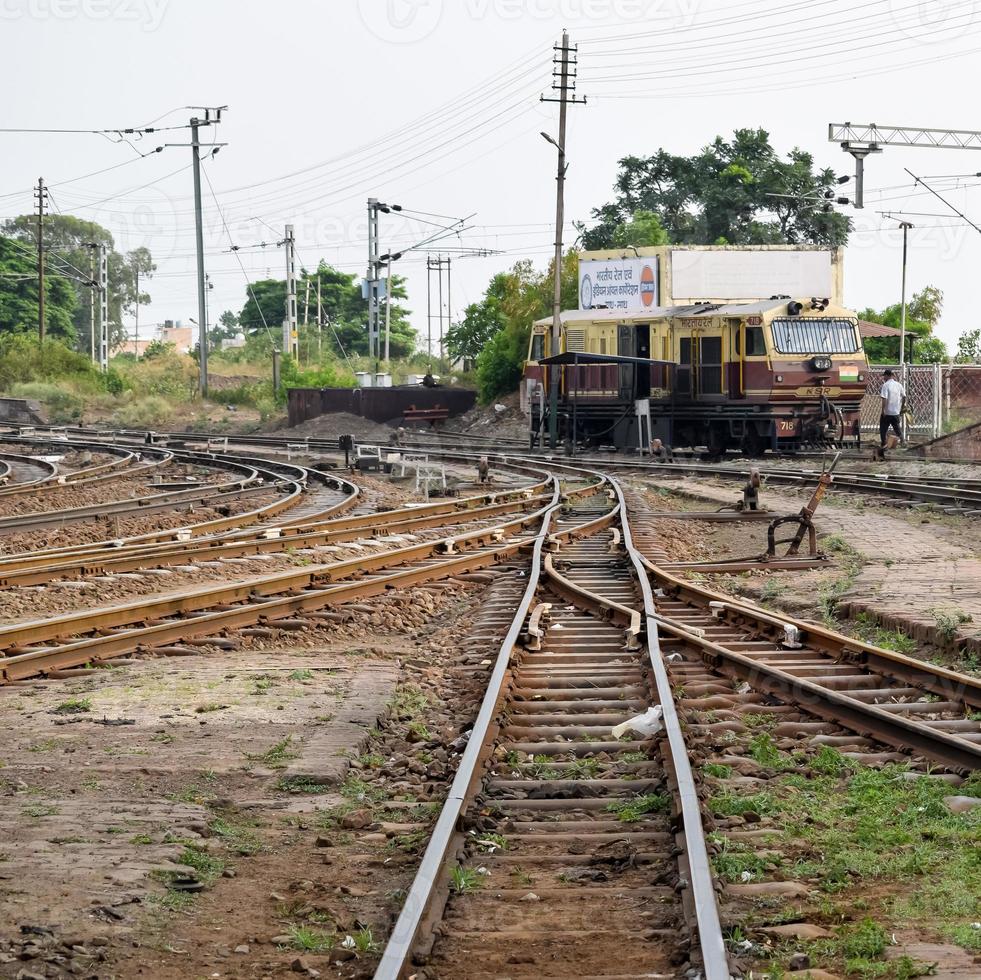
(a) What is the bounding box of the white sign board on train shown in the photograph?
[578,257,659,313]
[669,248,834,302]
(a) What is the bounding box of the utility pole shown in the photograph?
[134,266,140,357]
[898,221,913,369]
[384,255,392,364]
[316,275,323,361]
[191,116,208,394]
[367,198,380,362]
[542,31,586,448]
[365,199,402,365]
[99,244,109,371]
[426,256,433,363]
[437,253,443,366]
[89,249,96,364]
[167,107,226,396]
[35,177,46,343]
[284,224,299,359]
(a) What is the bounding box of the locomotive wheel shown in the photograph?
[706,425,730,460]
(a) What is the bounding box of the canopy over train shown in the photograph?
[524,295,869,455]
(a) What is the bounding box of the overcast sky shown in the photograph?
[3,0,981,353]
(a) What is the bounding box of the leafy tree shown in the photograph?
[579,129,849,250]
[859,285,946,363]
[472,252,579,402]
[1,214,154,352]
[447,296,506,366]
[238,261,415,359]
[0,236,77,341]
[955,328,981,364]
[603,210,671,250]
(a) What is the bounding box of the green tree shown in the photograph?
[859,286,946,363]
[579,129,849,250]
[472,251,579,402]
[446,296,506,366]
[238,261,415,359]
[605,210,671,250]
[955,328,981,364]
[0,236,77,341]
[1,214,154,352]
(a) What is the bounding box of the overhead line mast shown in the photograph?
[542,31,586,449]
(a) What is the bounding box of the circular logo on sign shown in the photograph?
[580,274,593,310]
[640,264,656,307]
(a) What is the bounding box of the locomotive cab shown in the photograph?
[524,298,868,454]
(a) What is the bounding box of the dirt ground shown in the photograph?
[0,574,496,979]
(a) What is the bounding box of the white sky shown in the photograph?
[2,0,980,352]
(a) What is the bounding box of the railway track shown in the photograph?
[0,470,607,684]
[27,424,981,515]
[2,429,980,977]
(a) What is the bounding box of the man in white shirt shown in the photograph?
[879,369,905,448]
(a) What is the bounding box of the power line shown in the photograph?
[906,167,981,236]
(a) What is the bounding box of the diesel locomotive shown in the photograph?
[524,296,869,454]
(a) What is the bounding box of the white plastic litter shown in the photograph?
[666,652,683,662]
[611,705,664,739]
[736,682,752,694]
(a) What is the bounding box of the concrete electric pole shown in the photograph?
[541,32,586,448]
[284,224,299,359]
[167,107,227,396]
[35,177,46,343]
[99,244,109,371]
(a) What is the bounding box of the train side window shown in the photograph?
[745,327,766,356]
[600,338,606,355]
[530,334,545,361]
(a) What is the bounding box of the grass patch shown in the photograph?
[748,732,785,768]
[289,669,314,681]
[703,762,733,779]
[818,535,863,625]
[210,816,263,856]
[708,790,777,818]
[53,697,91,715]
[276,776,329,794]
[712,838,775,883]
[285,924,335,952]
[246,735,300,769]
[853,614,917,655]
[450,865,483,894]
[606,792,671,822]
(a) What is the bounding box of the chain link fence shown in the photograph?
[860,364,981,443]
[860,364,942,442]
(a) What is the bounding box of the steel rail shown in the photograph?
[0,476,603,665]
[0,452,59,489]
[0,479,605,684]
[636,558,981,771]
[0,476,535,575]
[0,445,172,498]
[0,492,556,588]
[373,487,563,980]
[0,453,552,577]
[608,477,731,980]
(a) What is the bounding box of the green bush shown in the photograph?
[112,395,173,428]
[0,335,106,393]
[116,351,198,398]
[475,328,524,403]
[10,381,84,424]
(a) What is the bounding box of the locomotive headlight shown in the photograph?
[858,373,865,382]
[810,356,833,372]
[775,374,784,382]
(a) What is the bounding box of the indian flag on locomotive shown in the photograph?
[838,364,860,382]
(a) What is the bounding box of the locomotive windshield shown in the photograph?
[770,317,860,355]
